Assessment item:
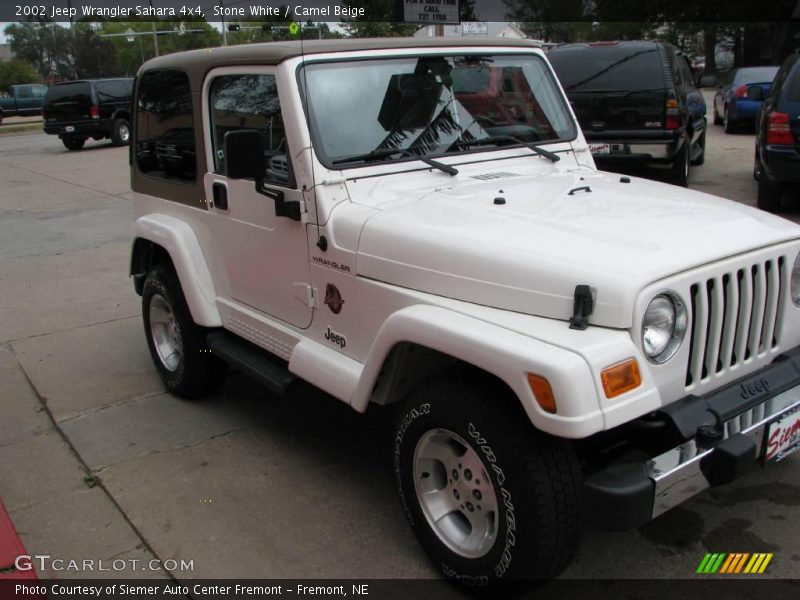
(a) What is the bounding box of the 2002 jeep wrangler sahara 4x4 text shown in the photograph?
[129,38,800,584]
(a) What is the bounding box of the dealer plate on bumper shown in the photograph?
[764,406,800,463]
[588,143,610,155]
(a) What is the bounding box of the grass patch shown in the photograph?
[0,123,44,137]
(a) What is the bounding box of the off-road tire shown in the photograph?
[142,264,226,398]
[111,118,131,146]
[757,176,782,213]
[62,136,86,151]
[393,376,581,588]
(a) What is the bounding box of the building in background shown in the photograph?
[414,22,527,40]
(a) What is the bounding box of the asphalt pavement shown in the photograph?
[1,93,799,586]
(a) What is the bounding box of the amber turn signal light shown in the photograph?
[527,373,557,414]
[601,359,642,398]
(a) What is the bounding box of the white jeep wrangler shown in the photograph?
[129,38,800,583]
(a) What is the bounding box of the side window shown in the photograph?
[33,85,47,98]
[669,50,686,87]
[136,69,196,183]
[209,74,293,188]
[16,86,32,99]
[679,57,695,89]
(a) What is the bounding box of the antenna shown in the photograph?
[297,22,324,250]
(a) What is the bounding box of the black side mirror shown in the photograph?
[747,85,764,101]
[223,129,301,222]
[224,129,265,180]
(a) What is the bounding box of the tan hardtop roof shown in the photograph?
[140,37,544,82]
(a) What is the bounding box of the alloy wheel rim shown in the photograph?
[120,125,130,142]
[149,293,182,372]
[413,428,500,559]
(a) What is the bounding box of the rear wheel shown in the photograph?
[142,264,226,398]
[757,176,782,213]
[110,118,130,146]
[62,136,86,151]
[723,107,735,133]
[393,376,581,587]
[671,136,690,187]
[713,105,723,125]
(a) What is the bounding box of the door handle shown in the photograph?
[212,182,228,210]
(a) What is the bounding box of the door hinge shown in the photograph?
[292,283,317,308]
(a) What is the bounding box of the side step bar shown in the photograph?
[207,330,296,395]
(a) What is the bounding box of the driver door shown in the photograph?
[204,69,312,329]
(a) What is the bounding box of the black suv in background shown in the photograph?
[43,78,133,151]
[754,49,800,212]
[548,41,707,186]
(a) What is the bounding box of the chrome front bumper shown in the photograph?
[583,350,800,530]
[650,388,800,518]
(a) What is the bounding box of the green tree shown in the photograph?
[5,20,73,80]
[0,59,41,92]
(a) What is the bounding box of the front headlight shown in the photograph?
[642,292,687,363]
[791,252,800,306]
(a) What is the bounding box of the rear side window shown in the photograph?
[136,69,195,183]
[549,45,666,93]
[95,80,132,102]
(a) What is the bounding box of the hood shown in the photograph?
[352,167,800,328]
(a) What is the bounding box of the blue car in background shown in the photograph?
[712,66,779,133]
[754,49,800,212]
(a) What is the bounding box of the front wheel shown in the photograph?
[393,376,581,586]
[142,264,226,398]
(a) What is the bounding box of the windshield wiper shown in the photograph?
[451,135,560,162]
[332,147,458,176]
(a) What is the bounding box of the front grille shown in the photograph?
[685,257,785,388]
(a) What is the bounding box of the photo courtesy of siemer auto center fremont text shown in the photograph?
[1,0,800,598]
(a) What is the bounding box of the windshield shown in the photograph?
[548,45,666,93]
[301,54,576,167]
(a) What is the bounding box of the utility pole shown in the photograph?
[67,0,73,27]
[220,1,228,46]
[149,0,160,56]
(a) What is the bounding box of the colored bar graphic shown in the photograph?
[698,553,773,574]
